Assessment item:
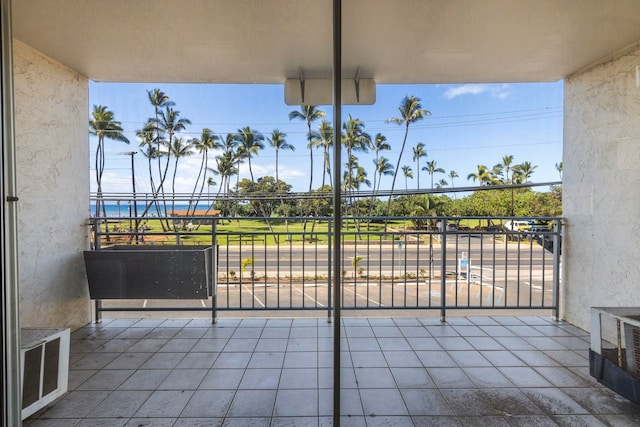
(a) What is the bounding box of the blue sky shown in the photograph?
[90,81,563,195]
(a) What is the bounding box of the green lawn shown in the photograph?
[101,217,521,247]
[105,218,413,246]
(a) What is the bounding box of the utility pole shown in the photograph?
[123,152,138,242]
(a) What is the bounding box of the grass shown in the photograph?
[101,218,412,246]
[100,217,527,247]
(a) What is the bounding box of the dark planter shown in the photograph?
[590,348,640,404]
[83,245,214,299]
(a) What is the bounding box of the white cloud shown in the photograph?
[490,84,510,100]
[95,171,136,193]
[443,84,488,99]
[443,83,510,100]
[277,165,306,181]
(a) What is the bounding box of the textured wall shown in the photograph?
[13,40,91,328]
[563,46,640,331]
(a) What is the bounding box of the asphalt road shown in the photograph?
[216,235,555,273]
[99,235,558,317]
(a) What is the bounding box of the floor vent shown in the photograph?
[20,328,70,420]
[590,307,640,403]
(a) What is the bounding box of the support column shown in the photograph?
[1,0,22,424]
[332,0,342,425]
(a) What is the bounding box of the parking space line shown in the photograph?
[342,285,383,306]
[291,283,325,307]
[241,284,266,307]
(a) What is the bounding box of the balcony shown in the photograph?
[23,315,640,425]
[15,211,636,424]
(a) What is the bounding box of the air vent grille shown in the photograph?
[20,329,69,420]
[633,326,640,374]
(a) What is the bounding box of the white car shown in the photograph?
[503,220,531,231]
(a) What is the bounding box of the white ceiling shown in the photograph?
[12,0,640,84]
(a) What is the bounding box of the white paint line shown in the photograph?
[342,285,383,307]
[241,284,266,307]
[525,281,545,290]
[472,266,495,272]
[291,283,325,307]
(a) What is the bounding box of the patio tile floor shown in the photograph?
[24,316,640,426]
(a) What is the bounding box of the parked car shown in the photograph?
[503,220,531,232]
[436,221,459,232]
[523,220,552,239]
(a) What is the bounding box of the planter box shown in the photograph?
[83,245,213,299]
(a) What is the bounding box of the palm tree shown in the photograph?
[495,154,515,214]
[206,176,216,197]
[235,126,264,184]
[267,129,294,189]
[220,133,242,193]
[448,170,459,198]
[267,129,295,235]
[137,121,158,194]
[422,160,445,189]
[513,161,537,183]
[343,160,370,223]
[217,150,238,191]
[136,123,169,221]
[401,165,414,191]
[139,91,173,224]
[352,165,371,191]
[412,143,427,190]
[497,154,514,184]
[370,133,390,193]
[147,89,175,190]
[314,120,334,188]
[147,89,174,119]
[208,150,238,218]
[555,161,563,180]
[222,133,237,154]
[288,105,325,192]
[435,178,448,189]
[448,170,458,188]
[386,96,430,217]
[152,107,191,226]
[374,156,394,194]
[492,164,504,181]
[168,137,194,220]
[188,128,221,216]
[467,165,494,186]
[410,195,445,217]
[235,126,272,226]
[89,105,130,221]
[215,133,240,216]
[342,115,370,191]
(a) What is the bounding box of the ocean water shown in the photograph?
[91,203,194,217]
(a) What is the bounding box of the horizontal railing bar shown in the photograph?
[91,181,561,201]
[89,214,562,321]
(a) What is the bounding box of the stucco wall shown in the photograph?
[13,40,91,328]
[563,46,640,331]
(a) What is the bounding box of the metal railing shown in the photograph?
[88,212,562,322]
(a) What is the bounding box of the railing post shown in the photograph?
[440,218,447,322]
[93,216,102,323]
[211,217,218,324]
[327,218,332,323]
[94,217,102,250]
[94,300,102,324]
[552,218,561,321]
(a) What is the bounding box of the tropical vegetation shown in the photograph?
[90,89,563,232]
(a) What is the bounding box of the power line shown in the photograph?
[90,106,563,137]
